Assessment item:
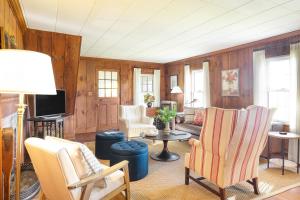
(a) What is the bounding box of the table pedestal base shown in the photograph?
[150,140,180,161]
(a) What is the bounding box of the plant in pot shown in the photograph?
[157,107,177,134]
[144,93,155,108]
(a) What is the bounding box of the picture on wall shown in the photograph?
[170,75,178,90]
[221,68,239,96]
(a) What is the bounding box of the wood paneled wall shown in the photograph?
[0,0,25,121]
[24,29,81,115]
[165,30,300,111]
[73,57,165,135]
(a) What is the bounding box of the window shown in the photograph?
[191,70,204,107]
[267,56,291,122]
[141,74,153,93]
[98,71,118,97]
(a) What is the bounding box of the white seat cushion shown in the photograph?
[90,165,125,200]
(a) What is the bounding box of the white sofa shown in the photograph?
[119,105,156,139]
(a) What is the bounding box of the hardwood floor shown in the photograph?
[266,187,300,200]
[75,132,96,143]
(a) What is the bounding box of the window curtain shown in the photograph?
[253,50,268,107]
[288,42,300,162]
[133,68,141,105]
[202,61,211,107]
[184,65,191,106]
[153,69,160,107]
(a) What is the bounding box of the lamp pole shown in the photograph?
[15,93,26,200]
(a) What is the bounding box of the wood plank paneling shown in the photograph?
[52,32,66,89]
[64,35,81,114]
[24,29,81,115]
[164,30,300,111]
[0,0,24,126]
[74,57,165,135]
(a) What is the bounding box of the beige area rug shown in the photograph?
[86,140,300,200]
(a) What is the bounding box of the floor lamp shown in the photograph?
[0,50,56,200]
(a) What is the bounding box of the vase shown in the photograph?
[163,122,171,134]
[147,102,152,108]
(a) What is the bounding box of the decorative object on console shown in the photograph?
[221,68,239,96]
[157,107,177,134]
[144,93,155,108]
[0,50,56,200]
[170,75,178,90]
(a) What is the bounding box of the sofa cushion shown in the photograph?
[193,109,205,126]
[175,123,201,136]
[184,107,195,123]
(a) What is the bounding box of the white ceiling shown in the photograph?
[20,0,300,63]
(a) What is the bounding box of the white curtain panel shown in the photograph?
[153,69,161,107]
[203,61,211,107]
[184,64,191,105]
[253,50,268,107]
[288,42,300,162]
[133,68,141,105]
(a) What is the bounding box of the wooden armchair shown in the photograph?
[185,106,274,200]
[25,137,130,200]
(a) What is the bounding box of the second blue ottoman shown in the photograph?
[95,131,125,160]
[110,141,148,181]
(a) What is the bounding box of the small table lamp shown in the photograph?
[171,86,183,112]
[171,86,183,94]
[0,50,56,200]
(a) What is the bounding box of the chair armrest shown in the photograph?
[188,138,201,147]
[68,160,129,189]
[142,116,154,125]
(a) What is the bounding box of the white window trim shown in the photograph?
[141,74,154,93]
[266,55,291,123]
[191,69,204,107]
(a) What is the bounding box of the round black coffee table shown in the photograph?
[144,130,191,162]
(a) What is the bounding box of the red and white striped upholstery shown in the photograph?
[185,106,274,188]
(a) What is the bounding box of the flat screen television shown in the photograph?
[35,90,66,117]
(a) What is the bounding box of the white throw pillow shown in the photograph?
[45,136,107,188]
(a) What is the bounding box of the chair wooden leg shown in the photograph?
[219,188,226,200]
[123,164,131,200]
[185,167,190,185]
[252,177,259,195]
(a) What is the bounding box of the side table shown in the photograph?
[267,131,300,175]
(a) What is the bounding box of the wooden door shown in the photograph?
[96,68,120,131]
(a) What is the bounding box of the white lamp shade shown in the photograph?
[171,86,183,94]
[0,50,56,94]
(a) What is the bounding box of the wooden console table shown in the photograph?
[27,116,65,138]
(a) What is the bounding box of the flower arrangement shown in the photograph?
[157,107,177,133]
[144,93,155,103]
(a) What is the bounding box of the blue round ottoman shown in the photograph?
[110,141,148,181]
[95,131,125,160]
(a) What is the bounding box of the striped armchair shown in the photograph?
[185,106,274,200]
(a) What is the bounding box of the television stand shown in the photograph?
[27,115,65,138]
